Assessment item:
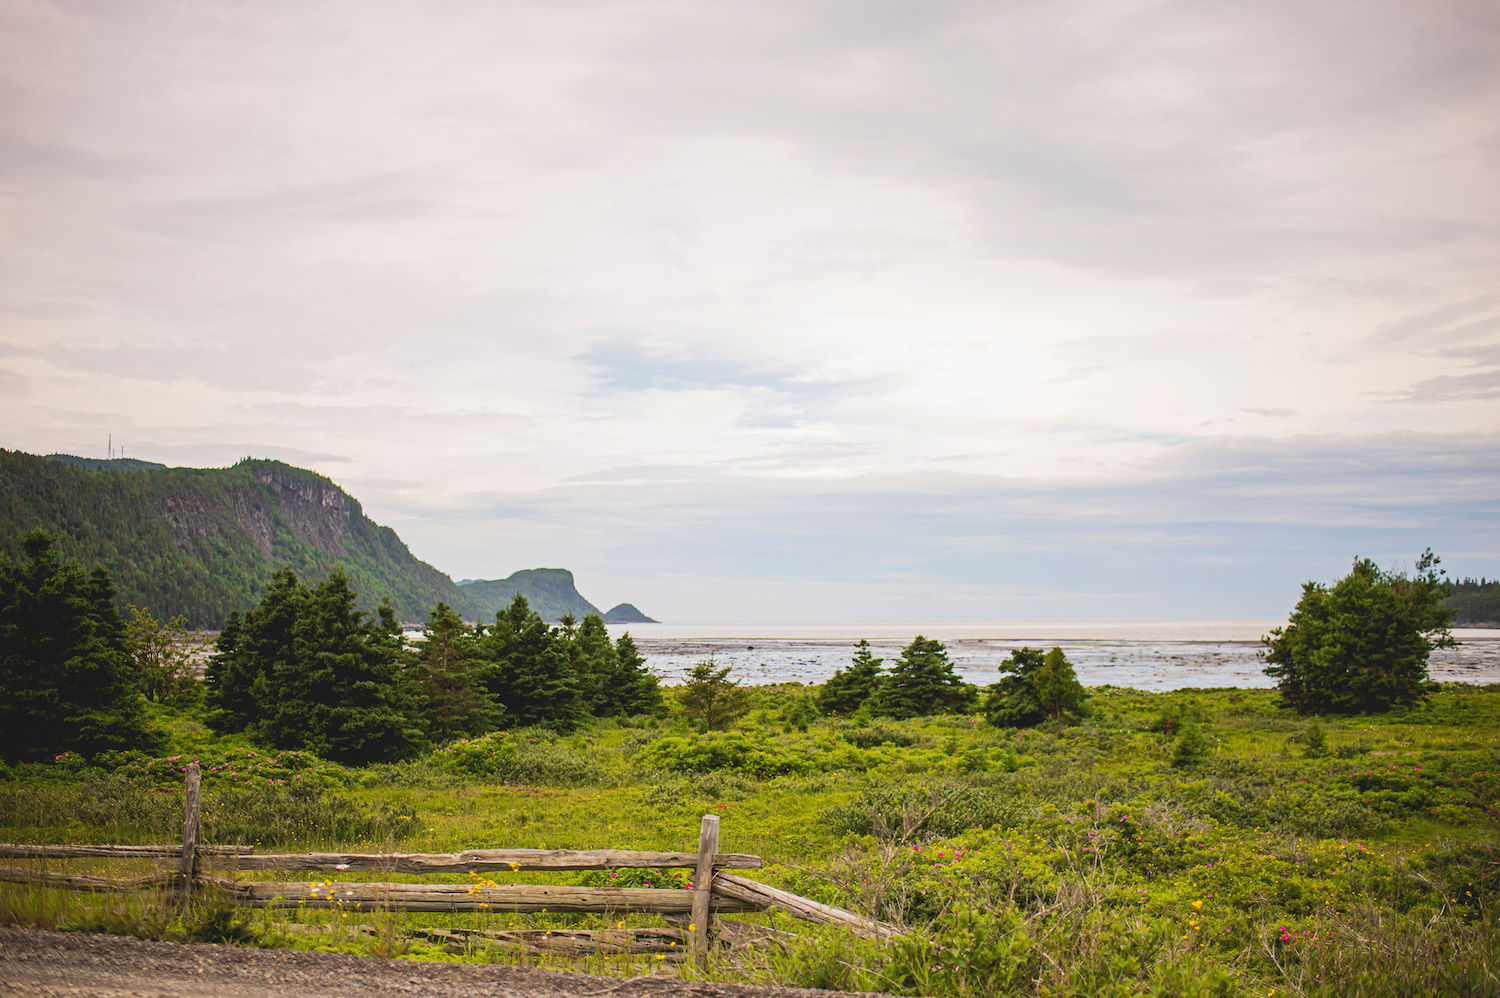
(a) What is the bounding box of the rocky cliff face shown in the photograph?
[248,465,353,555]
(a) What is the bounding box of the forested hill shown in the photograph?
[0,449,480,627]
[1448,578,1500,626]
[460,568,603,622]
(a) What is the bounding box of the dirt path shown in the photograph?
[0,927,894,998]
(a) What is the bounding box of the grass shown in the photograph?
[2,683,1498,996]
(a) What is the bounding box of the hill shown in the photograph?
[0,449,480,627]
[603,602,657,624]
[460,569,603,622]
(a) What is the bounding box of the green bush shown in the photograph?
[429,730,600,786]
[823,779,1027,840]
[636,731,813,778]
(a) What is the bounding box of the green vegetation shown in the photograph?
[985,646,1090,727]
[1448,577,1500,626]
[677,661,752,731]
[3,681,1497,997]
[460,568,604,623]
[0,532,158,762]
[3,552,1498,996]
[0,449,477,627]
[202,571,660,763]
[871,635,976,719]
[817,639,884,715]
[1263,550,1456,714]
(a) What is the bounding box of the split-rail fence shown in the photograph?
[0,762,897,966]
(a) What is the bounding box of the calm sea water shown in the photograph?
[603,620,1500,691]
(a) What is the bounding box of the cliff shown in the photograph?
[0,450,479,627]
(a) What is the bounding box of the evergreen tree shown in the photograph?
[871,635,975,719]
[677,660,751,731]
[271,569,420,764]
[0,531,157,762]
[208,568,421,763]
[568,613,619,715]
[481,594,585,730]
[1264,550,1456,713]
[410,601,497,742]
[985,646,1088,727]
[610,632,664,716]
[817,639,884,715]
[205,568,307,735]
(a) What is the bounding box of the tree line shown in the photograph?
[0,533,660,765]
[205,568,662,764]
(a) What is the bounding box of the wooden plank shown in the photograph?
[178,762,201,907]
[713,873,900,940]
[225,880,761,915]
[0,844,252,859]
[225,848,761,874]
[0,867,179,892]
[689,814,718,969]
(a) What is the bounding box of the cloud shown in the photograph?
[0,1,1496,619]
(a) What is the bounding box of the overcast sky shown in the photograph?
[2,0,1497,620]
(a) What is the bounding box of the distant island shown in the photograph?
[603,602,657,624]
[0,449,654,628]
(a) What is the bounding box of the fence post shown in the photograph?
[177,761,201,907]
[689,813,719,968]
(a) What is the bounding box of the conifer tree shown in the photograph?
[984,646,1088,727]
[568,613,618,715]
[678,660,750,730]
[205,568,306,735]
[410,601,497,742]
[481,594,585,730]
[0,531,157,761]
[871,635,975,719]
[271,569,419,764]
[610,632,664,716]
[817,639,884,715]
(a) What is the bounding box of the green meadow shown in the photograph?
[2,682,1497,998]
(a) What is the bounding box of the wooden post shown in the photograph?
[177,761,201,907]
[689,813,719,969]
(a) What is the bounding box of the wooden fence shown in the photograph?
[0,762,896,965]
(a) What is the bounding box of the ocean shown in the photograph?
[603,619,1500,690]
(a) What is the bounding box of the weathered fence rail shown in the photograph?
[0,762,898,965]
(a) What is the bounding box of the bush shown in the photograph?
[637,732,813,779]
[429,730,600,786]
[823,780,1026,840]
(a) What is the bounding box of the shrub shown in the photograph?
[429,730,600,786]
[636,732,813,779]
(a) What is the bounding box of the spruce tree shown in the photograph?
[568,613,618,715]
[871,635,974,719]
[0,531,157,761]
[984,646,1088,727]
[481,594,585,730]
[205,568,307,736]
[275,569,419,764]
[610,632,664,716]
[817,639,884,715]
[410,601,497,742]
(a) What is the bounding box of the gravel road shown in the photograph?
[0,927,897,998]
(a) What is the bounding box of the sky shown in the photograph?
[1,0,1497,621]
